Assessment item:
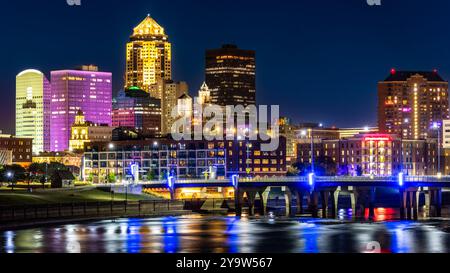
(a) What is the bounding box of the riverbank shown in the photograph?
[0,187,159,206]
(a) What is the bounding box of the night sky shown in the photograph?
[1,0,450,134]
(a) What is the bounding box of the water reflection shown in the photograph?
[1,213,450,253]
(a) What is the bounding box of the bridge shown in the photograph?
[101,175,450,220]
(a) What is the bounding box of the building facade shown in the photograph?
[125,15,172,96]
[205,44,256,107]
[50,65,112,152]
[69,110,113,152]
[161,81,189,134]
[378,70,449,139]
[0,134,33,166]
[112,89,161,136]
[82,137,286,183]
[16,69,51,153]
[297,133,438,176]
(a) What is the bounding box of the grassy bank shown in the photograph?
[0,188,159,206]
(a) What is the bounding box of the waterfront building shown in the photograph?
[297,133,438,176]
[112,88,161,136]
[15,69,51,153]
[125,15,172,96]
[82,136,286,183]
[378,70,449,139]
[205,44,256,107]
[50,65,112,152]
[69,110,113,152]
[0,134,33,166]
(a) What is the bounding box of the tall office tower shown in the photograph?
[378,70,449,139]
[16,69,51,154]
[205,44,256,107]
[112,88,161,136]
[125,15,172,96]
[50,65,112,152]
[161,80,189,135]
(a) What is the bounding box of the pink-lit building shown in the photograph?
[50,65,112,152]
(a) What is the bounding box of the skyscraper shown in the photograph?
[16,69,51,153]
[125,15,172,96]
[161,81,189,135]
[378,70,449,139]
[112,88,161,136]
[205,44,256,107]
[50,65,112,152]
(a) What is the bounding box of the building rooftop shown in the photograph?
[383,70,446,82]
[131,15,166,38]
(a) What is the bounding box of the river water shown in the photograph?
[1,208,450,253]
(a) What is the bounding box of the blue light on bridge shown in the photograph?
[308,173,314,186]
[398,172,404,187]
[168,176,175,190]
[231,175,239,188]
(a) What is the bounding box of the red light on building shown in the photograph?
[390,68,396,75]
[363,134,392,142]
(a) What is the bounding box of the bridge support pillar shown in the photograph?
[349,190,358,218]
[424,188,442,218]
[295,190,304,215]
[400,189,407,220]
[247,191,257,216]
[308,191,319,218]
[406,191,412,220]
[368,187,376,220]
[320,191,330,219]
[261,187,271,216]
[283,187,293,217]
[234,189,244,217]
[424,190,431,217]
[331,188,340,219]
[411,191,419,220]
[435,189,442,217]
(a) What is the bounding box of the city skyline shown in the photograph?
[2,0,450,134]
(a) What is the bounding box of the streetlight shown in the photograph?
[6,171,13,190]
[432,122,442,176]
[108,143,115,150]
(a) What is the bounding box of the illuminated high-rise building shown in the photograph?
[50,65,112,152]
[378,70,449,139]
[161,80,189,135]
[125,15,172,96]
[16,69,51,153]
[205,44,256,106]
[112,88,161,136]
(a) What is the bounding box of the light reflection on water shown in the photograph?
[1,211,450,253]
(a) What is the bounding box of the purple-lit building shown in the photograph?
[50,65,112,152]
